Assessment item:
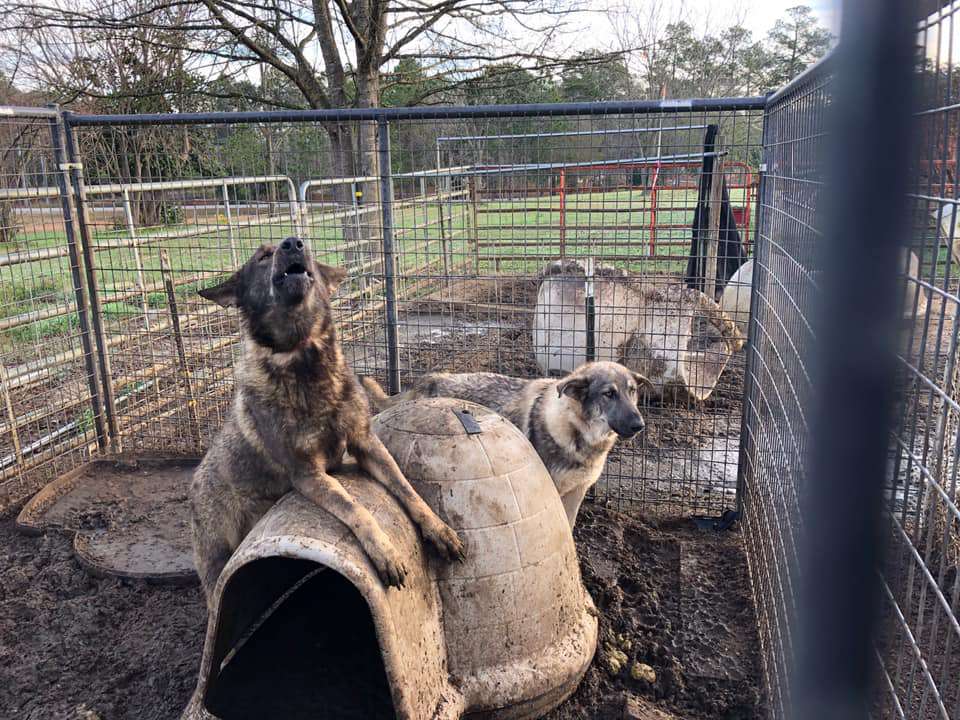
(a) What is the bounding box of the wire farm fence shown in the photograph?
[0,63,957,718]
[0,107,106,508]
[0,101,764,520]
[739,11,960,717]
[739,65,828,718]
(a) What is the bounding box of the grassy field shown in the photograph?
[0,186,751,352]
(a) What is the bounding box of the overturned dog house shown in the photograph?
[533,261,745,401]
[184,398,597,720]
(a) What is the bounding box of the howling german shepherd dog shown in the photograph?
[363,361,649,528]
[190,238,464,605]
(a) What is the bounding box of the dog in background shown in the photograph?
[190,238,463,605]
[363,361,649,528]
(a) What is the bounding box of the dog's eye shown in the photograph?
[258,251,273,262]
[605,388,618,398]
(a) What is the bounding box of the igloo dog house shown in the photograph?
[184,398,598,720]
[533,260,745,401]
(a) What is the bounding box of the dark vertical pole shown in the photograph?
[469,175,480,275]
[736,110,770,518]
[792,2,915,719]
[377,118,401,395]
[159,250,202,448]
[61,112,120,446]
[47,107,107,450]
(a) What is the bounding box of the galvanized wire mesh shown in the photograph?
[877,4,960,717]
[0,103,765,517]
[740,10,960,714]
[58,108,760,519]
[739,63,828,718]
[386,111,762,516]
[0,109,104,509]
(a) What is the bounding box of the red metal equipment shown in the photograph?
[551,159,757,257]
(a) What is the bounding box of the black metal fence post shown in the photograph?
[46,107,107,451]
[792,0,916,717]
[61,112,120,448]
[377,118,401,395]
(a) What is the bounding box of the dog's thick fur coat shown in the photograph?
[363,361,648,527]
[191,239,463,605]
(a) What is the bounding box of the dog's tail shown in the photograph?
[360,376,396,413]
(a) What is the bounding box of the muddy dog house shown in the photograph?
[185,399,596,719]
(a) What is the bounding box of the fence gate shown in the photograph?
[0,107,106,508]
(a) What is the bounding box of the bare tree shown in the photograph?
[3,0,595,191]
[0,0,212,224]
[0,75,46,245]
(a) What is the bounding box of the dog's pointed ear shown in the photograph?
[632,372,655,392]
[198,273,241,307]
[557,375,589,400]
[317,263,348,294]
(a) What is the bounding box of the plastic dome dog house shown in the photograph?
[533,260,744,401]
[183,398,598,720]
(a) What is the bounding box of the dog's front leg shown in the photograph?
[291,468,408,588]
[350,432,465,562]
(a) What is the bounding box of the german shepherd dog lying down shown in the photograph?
[191,238,463,605]
[363,361,650,528]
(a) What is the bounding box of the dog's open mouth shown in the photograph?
[284,262,307,276]
[274,262,311,285]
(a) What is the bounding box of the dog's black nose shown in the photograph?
[630,419,645,434]
[280,238,304,252]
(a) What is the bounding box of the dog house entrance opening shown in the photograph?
[207,559,395,719]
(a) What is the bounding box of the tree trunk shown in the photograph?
[263,127,279,208]
[345,66,382,279]
[0,201,19,247]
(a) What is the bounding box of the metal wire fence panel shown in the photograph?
[878,4,960,718]
[740,11,960,714]
[65,119,386,459]
[362,109,763,516]
[0,110,104,509]
[738,64,829,718]
[0,103,765,516]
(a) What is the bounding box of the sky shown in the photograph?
[571,0,839,55]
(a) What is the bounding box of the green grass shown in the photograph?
[100,301,140,317]
[6,313,79,344]
[0,186,755,346]
[4,300,140,345]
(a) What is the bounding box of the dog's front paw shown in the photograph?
[371,543,408,589]
[422,518,466,563]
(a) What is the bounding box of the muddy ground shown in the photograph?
[545,504,763,720]
[1,274,763,718]
[0,501,764,720]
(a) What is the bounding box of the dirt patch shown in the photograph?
[546,503,764,720]
[18,457,196,581]
[0,516,206,720]
[0,500,763,719]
